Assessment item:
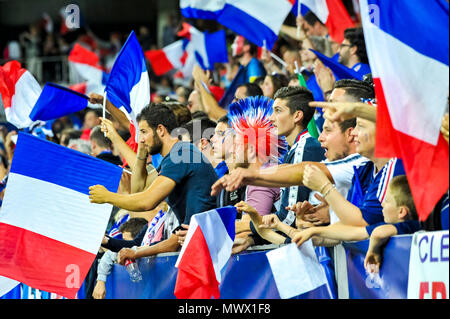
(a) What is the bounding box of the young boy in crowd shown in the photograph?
[241,175,420,270]
[289,175,420,272]
[92,217,148,299]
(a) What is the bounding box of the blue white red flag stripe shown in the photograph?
[177,23,228,70]
[180,0,295,50]
[29,83,89,122]
[68,43,109,94]
[174,206,237,299]
[105,31,150,140]
[0,61,41,128]
[0,133,122,298]
[360,0,449,220]
[300,0,355,43]
[145,40,185,76]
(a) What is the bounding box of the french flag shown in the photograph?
[177,23,228,70]
[0,60,41,129]
[0,133,122,298]
[145,40,186,76]
[300,0,355,43]
[360,0,449,221]
[105,31,150,137]
[29,83,89,122]
[180,0,295,50]
[174,206,237,299]
[68,43,109,94]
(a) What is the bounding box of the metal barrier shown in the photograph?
[0,56,75,86]
[2,232,448,299]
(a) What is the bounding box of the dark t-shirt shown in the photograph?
[157,142,218,225]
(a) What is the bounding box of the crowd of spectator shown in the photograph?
[0,4,448,300]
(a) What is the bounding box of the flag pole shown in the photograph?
[270,52,287,68]
[264,38,287,68]
[102,90,107,137]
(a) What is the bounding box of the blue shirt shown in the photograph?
[352,63,372,79]
[157,142,218,225]
[348,158,406,225]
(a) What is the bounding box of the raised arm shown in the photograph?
[89,93,130,130]
[193,66,227,121]
[100,117,138,169]
[89,175,176,212]
[292,222,369,247]
[211,162,333,196]
[309,101,377,123]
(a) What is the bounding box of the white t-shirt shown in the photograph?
[309,153,369,224]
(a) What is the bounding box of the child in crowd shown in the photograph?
[289,175,420,273]
[92,217,148,299]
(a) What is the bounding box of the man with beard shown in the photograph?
[89,103,218,262]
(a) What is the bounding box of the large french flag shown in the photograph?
[0,133,122,298]
[145,40,186,76]
[105,31,150,137]
[180,0,295,50]
[174,206,237,299]
[360,0,449,221]
[300,0,355,43]
[68,43,109,93]
[0,60,41,129]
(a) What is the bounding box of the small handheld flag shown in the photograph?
[29,83,89,121]
[105,30,150,140]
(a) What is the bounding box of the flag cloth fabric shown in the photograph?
[105,30,150,137]
[177,23,228,70]
[0,276,19,298]
[180,0,295,50]
[291,0,312,17]
[145,40,186,76]
[310,49,364,81]
[0,60,41,129]
[0,133,122,298]
[174,206,237,299]
[68,43,109,94]
[266,241,328,299]
[29,83,89,121]
[300,0,355,43]
[360,0,449,221]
